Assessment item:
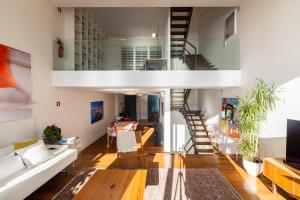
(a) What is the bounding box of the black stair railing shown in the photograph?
[184,40,197,70]
[180,89,197,153]
[181,89,213,154]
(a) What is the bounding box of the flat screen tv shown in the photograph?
[285,119,300,170]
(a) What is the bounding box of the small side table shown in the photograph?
[59,137,82,167]
[60,137,82,152]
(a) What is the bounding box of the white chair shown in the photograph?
[116,130,148,169]
[106,126,117,148]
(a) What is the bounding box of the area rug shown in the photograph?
[53,168,242,200]
[144,168,242,200]
[52,168,97,200]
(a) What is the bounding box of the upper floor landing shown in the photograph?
[53,7,241,88]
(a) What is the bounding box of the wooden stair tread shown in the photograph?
[171,16,190,21]
[171,7,193,12]
[195,142,212,145]
[171,24,187,28]
[188,124,206,127]
[171,31,186,35]
[171,38,185,41]
[187,119,205,122]
[195,149,214,153]
[171,44,184,47]
[193,135,209,138]
[192,129,213,132]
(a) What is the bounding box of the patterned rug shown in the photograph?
[144,168,242,200]
[53,168,242,200]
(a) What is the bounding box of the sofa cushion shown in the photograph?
[15,141,52,167]
[0,149,77,200]
[13,139,38,150]
[0,155,26,182]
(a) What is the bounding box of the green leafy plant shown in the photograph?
[238,79,279,162]
[42,125,62,144]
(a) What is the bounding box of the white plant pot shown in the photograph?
[242,158,263,176]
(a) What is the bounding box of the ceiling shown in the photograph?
[51,0,240,7]
[90,8,167,37]
[82,88,165,95]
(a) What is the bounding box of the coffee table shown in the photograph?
[73,169,147,200]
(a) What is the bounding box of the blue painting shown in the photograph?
[91,101,103,124]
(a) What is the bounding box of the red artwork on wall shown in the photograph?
[0,44,32,122]
[0,44,17,88]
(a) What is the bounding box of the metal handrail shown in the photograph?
[182,89,198,153]
[185,40,197,70]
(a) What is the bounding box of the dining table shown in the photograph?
[115,121,135,132]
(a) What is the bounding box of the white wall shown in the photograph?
[0,119,36,147]
[170,111,192,153]
[239,0,300,158]
[115,94,124,116]
[163,89,171,152]
[91,8,168,38]
[195,7,239,70]
[53,8,75,71]
[187,90,199,110]
[0,0,116,150]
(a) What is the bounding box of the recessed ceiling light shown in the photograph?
[152,33,157,38]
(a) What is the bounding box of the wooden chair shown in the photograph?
[106,126,117,148]
[116,130,148,169]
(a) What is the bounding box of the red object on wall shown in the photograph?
[58,44,64,58]
[56,101,61,107]
[0,44,17,88]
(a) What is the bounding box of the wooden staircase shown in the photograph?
[181,89,218,154]
[170,7,217,70]
[170,89,185,110]
[184,54,217,70]
[170,7,193,58]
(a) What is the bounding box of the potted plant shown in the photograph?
[42,125,62,145]
[237,79,278,176]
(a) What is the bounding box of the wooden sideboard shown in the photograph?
[263,158,300,199]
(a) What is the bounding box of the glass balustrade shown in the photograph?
[53,37,239,71]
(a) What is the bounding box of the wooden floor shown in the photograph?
[26,128,294,200]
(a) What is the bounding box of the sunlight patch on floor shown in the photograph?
[93,153,118,169]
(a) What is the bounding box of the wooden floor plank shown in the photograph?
[26,135,291,200]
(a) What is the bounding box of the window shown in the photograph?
[121,46,134,70]
[121,46,163,70]
[150,46,162,59]
[135,46,148,70]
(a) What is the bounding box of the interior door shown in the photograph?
[148,95,160,122]
[124,95,137,120]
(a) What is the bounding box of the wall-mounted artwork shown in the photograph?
[220,98,240,139]
[91,101,104,124]
[0,44,32,122]
[224,11,236,41]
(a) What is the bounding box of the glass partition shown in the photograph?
[53,37,239,71]
[171,37,239,70]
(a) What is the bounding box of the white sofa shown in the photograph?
[0,145,77,200]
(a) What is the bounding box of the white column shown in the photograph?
[163,89,171,152]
